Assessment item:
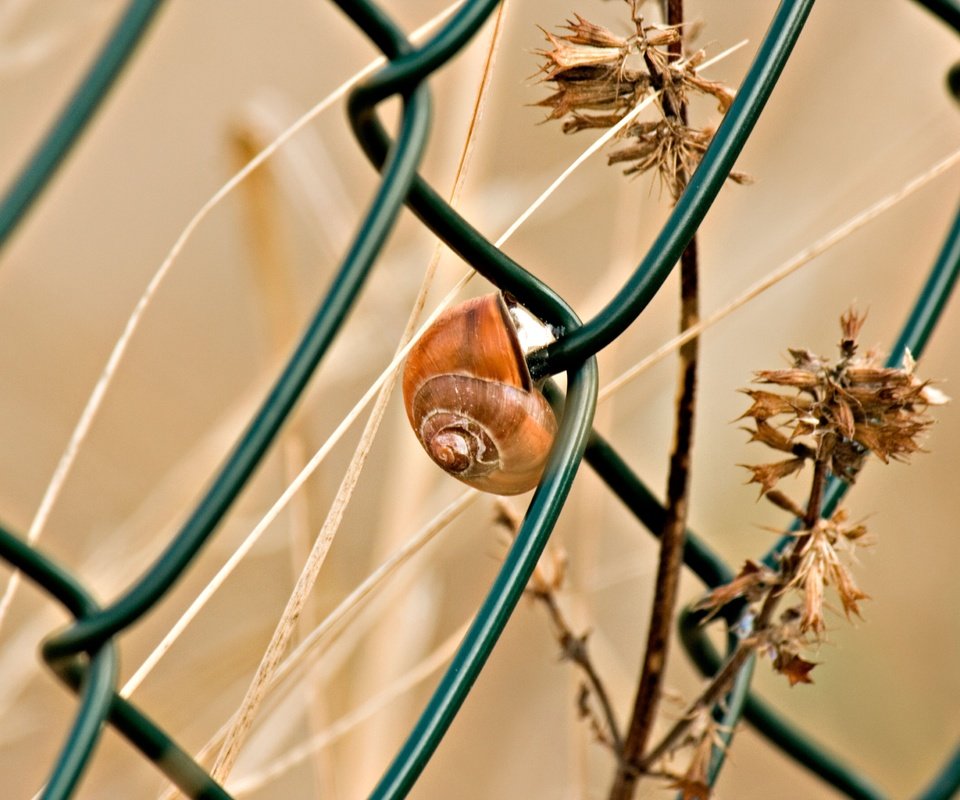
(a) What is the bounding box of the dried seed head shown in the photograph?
[741,310,945,490]
[732,310,945,685]
[533,9,742,192]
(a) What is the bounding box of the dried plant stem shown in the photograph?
[533,588,624,754]
[641,432,835,773]
[496,498,622,754]
[229,117,338,795]
[638,635,754,770]
[611,4,700,796]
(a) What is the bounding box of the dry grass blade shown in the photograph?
[0,0,464,642]
[154,489,477,800]
[208,3,511,780]
[228,620,469,797]
[598,146,960,403]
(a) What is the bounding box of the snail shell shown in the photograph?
[402,294,557,495]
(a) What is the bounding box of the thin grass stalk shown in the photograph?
[155,490,477,800]
[0,0,461,645]
[208,5,509,780]
[599,147,960,401]
[229,114,339,797]
[229,621,470,797]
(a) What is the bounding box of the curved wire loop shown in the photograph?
[0,525,232,799]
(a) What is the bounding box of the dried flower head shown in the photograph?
[708,309,948,686]
[742,308,945,493]
[533,6,742,194]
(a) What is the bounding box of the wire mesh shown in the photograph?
[0,1,957,798]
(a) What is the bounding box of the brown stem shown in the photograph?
[639,585,780,770]
[609,4,698,798]
[641,433,836,771]
[639,0,685,121]
[802,440,831,529]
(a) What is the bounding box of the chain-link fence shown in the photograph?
[0,1,958,798]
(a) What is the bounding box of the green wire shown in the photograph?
[913,0,960,30]
[0,526,118,800]
[707,637,756,787]
[527,0,816,379]
[44,40,435,662]
[370,359,598,799]
[54,659,234,799]
[0,526,233,798]
[42,650,118,800]
[582,429,734,588]
[916,745,960,800]
[0,0,166,253]
[341,0,578,329]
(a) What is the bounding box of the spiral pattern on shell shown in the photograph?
[401,294,557,495]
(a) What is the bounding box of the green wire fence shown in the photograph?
[0,0,957,798]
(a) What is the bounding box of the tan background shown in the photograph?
[0,1,958,798]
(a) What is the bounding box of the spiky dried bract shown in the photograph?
[772,652,817,686]
[534,9,741,191]
[742,309,944,490]
[789,514,870,633]
[663,711,725,800]
[741,457,805,497]
[695,560,777,616]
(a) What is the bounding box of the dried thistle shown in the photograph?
[705,309,947,686]
[534,5,744,193]
[747,309,945,487]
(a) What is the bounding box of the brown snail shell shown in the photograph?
[402,294,557,495]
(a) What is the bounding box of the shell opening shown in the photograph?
[505,298,556,355]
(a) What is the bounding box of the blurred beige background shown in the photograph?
[0,1,958,798]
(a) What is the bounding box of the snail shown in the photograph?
[402,293,558,495]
